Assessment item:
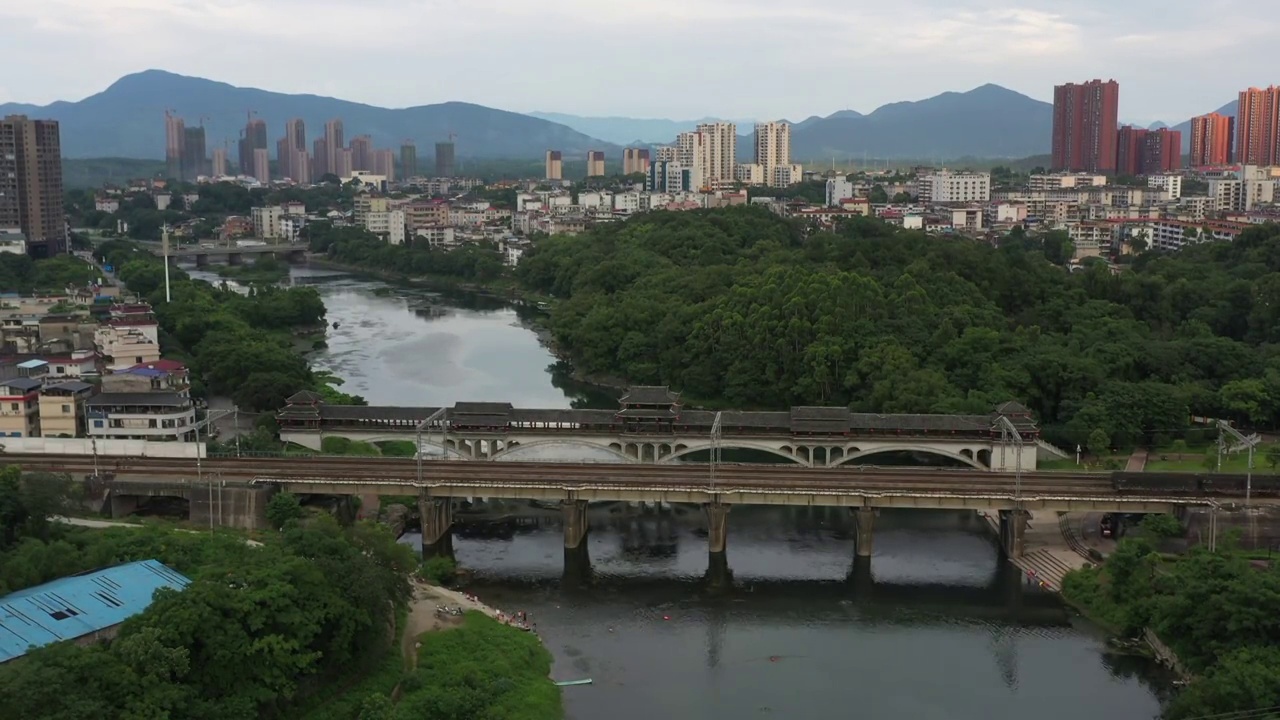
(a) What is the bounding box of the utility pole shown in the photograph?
[190,409,229,529]
[1217,420,1260,506]
[710,411,723,493]
[162,224,172,303]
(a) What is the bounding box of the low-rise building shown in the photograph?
[0,375,43,437]
[38,380,95,437]
[85,392,196,440]
[251,205,285,240]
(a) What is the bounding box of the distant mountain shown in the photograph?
[0,70,617,160]
[789,84,1053,160]
[527,112,756,145]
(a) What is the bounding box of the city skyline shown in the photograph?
[1,1,1276,123]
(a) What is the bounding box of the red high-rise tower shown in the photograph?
[1051,79,1120,173]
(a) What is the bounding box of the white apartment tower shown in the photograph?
[699,122,737,185]
[754,121,792,187]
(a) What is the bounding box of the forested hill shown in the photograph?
[517,208,1280,449]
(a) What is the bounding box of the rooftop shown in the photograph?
[125,359,186,374]
[0,560,190,664]
[86,392,190,408]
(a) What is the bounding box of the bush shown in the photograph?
[419,556,457,585]
[1139,514,1183,539]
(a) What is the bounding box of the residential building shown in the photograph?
[735,163,765,185]
[105,359,190,396]
[0,230,26,255]
[1236,86,1280,167]
[1210,165,1276,212]
[405,199,450,231]
[0,115,66,257]
[655,146,678,163]
[164,111,184,180]
[623,148,650,175]
[435,141,455,178]
[1148,174,1183,200]
[1029,173,1107,191]
[754,121,791,187]
[1051,79,1120,173]
[1142,128,1182,174]
[545,151,563,181]
[211,148,228,177]
[85,392,195,440]
[180,126,206,180]
[94,305,160,372]
[414,226,455,247]
[697,123,737,184]
[349,135,373,172]
[279,118,306,181]
[365,210,406,245]
[238,119,268,177]
[771,164,803,188]
[647,160,695,193]
[676,131,706,186]
[0,373,42,437]
[251,205,284,240]
[1190,112,1235,167]
[250,148,269,184]
[38,380,94,437]
[400,143,417,178]
[918,171,991,203]
[373,149,396,181]
[950,208,984,232]
[355,195,390,226]
[1115,125,1148,176]
[94,197,119,212]
[826,177,854,207]
[586,151,605,177]
[0,560,190,664]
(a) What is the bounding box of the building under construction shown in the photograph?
[434,140,455,178]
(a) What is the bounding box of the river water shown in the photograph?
[205,265,1169,719]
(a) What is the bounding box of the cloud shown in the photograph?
[0,0,1275,122]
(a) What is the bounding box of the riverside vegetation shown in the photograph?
[1062,519,1280,719]
[0,467,563,720]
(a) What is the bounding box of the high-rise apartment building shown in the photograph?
[278,118,306,181]
[1051,79,1119,173]
[334,148,353,178]
[316,119,344,178]
[435,141,455,178]
[1115,125,1148,176]
[655,146,678,163]
[349,135,373,172]
[373,149,396,181]
[180,126,207,180]
[238,119,268,176]
[676,131,707,188]
[1235,86,1280,167]
[754,122,792,187]
[1141,128,1181,174]
[1190,112,1235,167]
[622,148,650,176]
[545,151,563,180]
[252,148,270,184]
[211,148,228,177]
[164,111,185,179]
[400,143,418,178]
[586,151,605,177]
[0,115,65,257]
[696,122,736,184]
[312,138,328,177]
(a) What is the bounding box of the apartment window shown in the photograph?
[135,356,143,364]
[93,420,103,428]
[8,403,16,412]
[56,367,65,374]
[61,405,70,413]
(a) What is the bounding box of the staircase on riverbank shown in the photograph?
[983,511,1094,593]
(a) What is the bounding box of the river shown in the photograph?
[197,264,1169,719]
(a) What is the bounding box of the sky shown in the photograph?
[0,0,1273,123]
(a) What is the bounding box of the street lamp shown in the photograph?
[710,411,723,494]
[416,407,447,486]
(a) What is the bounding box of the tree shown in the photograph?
[1087,428,1110,456]
[266,491,305,530]
[868,185,888,203]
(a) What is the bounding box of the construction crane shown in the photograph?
[448,132,457,143]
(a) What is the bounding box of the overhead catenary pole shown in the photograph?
[416,407,448,486]
[1216,420,1260,506]
[710,411,723,493]
[162,224,172,303]
[994,415,1025,509]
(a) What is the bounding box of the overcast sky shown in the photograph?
[0,0,1272,123]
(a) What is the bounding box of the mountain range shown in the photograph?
[0,70,1240,162]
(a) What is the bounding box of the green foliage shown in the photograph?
[1138,514,1183,539]
[1087,428,1110,456]
[0,516,416,719]
[96,239,327,411]
[0,254,101,294]
[519,208,1280,447]
[419,555,458,585]
[375,441,419,458]
[0,466,76,550]
[321,437,382,456]
[307,222,505,282]
[1065,538,1280,718]
[267,491,306,530]
[217,257,291,285]
[394,612,561,720]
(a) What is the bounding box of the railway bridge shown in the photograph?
[277,387,1049,471]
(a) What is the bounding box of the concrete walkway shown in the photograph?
[1125,449,1149,472]
[52,516,264,546]
[983,511,1093,592]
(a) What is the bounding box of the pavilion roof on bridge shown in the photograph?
[619,386,681,406]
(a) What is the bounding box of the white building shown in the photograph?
[613,192,641,214]
[251,205,284,240]
[826,177,854,207]
[735,163,765,185]
[0,229,26,255]
[94,198,120,212]
[753,121,791,187]
[1029,173,1108,191]
[771,164,803,188]
[919,171,991,203]
[85,393,195,440]
[366,209,407,245]
[414,226,455,247]
[1210,166,1276,212]
[1147,174,1183,200]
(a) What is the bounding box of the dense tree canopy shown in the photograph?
[96,240,347,411]
[306,222,505,282]
[518,207,1280,448]
[0,253,101,294]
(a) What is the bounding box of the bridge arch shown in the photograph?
[662,442,805,465]
[489,439,637,464]
[320,435,472,459]
[833,445,988,471]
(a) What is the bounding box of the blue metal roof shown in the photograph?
[0,559,190,663]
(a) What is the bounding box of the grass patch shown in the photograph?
[1061,566,1128,633]
[376,440,419,458]
[395,612,561,720]
[321,437,383,456]
[284,606,408,720]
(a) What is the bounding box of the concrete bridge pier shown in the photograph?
[108,492,139,520]
[704,549,733,591]
[418,495,454,558]
[853,507,876,557]
[357,493,381,521]
[562,500,589,549]
[705,502,730,554]
[998,509,1029,558]
[563,542,592,588]
[848,554,874,601]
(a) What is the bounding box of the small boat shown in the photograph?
[554,679,593,687]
